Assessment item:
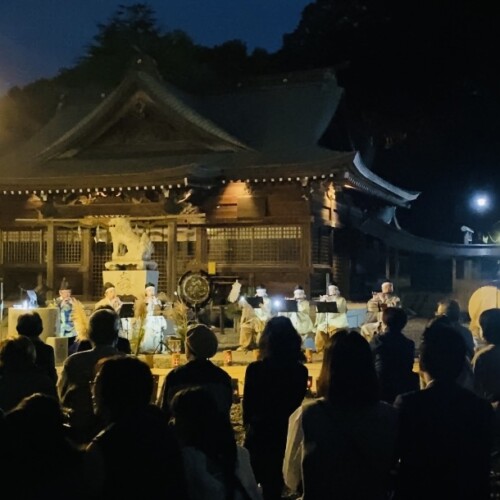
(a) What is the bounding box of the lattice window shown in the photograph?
[155,242,168,293]
[55,229,82,264]
[312,227,332,265]
[177,240,196,268]
[2,230,45,264]
[207,226,301,264]
[91,242,113,299]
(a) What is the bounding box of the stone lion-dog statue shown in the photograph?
[105,217,157,270]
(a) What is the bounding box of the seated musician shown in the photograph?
[360,281,401,341]
[314,284,349,352]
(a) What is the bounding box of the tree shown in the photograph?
[0,3,272,145]
[59,3,162,87]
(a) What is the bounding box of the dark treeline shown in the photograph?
[0,3,275,146]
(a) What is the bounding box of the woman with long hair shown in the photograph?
[243,316,308,500]
[171,386,262,500]
[283,329,398,500]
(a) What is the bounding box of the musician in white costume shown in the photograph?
[314,284,349,351]
[132,282,168,353]
[254,284,272,327]
[237,284,272,351]
[94,282,123,313]
[280,285,314,342]
[360,281,401,341]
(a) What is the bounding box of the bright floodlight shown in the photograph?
[471,193,491,213]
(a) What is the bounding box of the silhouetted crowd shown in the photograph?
[0,301,499,499]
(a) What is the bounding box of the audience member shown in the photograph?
[172,386,262,500]
[16,311,57,384]
[58,308,122,444]
[473,308,500,402]
[426,314,474,390]
[283,330,398,500]
[370,307,418,403]
[436,298,475,358]
[3,393,84,499]
[393,323,493,500]
[84,356,187,499]
[0,336,57,412]
[70,305,131,355]
[243,316,308,500]
[158,324,232,419]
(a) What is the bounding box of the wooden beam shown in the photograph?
[167,221,178,297]
[15,214,206,226]
[81,228,91,298]
[46,224,55,293]
[195,227,207,264]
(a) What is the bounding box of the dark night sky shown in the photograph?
[0,0,309,92]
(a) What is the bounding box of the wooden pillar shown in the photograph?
[195,227,207,265]
[385,247,391,280]
[464,259,473,280]
[301,222,312,292]
[46,223,55,293]
[81,228,91,299]
[167,221,178,298]
[394,250,400,292]
[0,229,3,266]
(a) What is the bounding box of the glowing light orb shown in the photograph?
[470,193,491,213]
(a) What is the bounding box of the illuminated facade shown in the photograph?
[0,60,417,301]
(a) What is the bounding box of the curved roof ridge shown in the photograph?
[352,152,420,202]
[358,214,500,258]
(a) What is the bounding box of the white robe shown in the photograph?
[280,299,314,337]
[314,296,349,334]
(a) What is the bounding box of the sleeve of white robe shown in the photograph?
[282,405,304,493]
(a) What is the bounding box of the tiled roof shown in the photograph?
[0,65,418,207]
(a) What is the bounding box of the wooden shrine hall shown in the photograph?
[0,58,418,301]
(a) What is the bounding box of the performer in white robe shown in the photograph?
[253,284,272,332]
[133,282,167,353]
[314,284,349,351]
[360,281,401,341]
[238,299,258,351]
[94,282,123,313]
[280,286,314,342]
[237,284,272,351]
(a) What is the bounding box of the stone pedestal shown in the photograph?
[8,307,60,342]
[102,270,159,299]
